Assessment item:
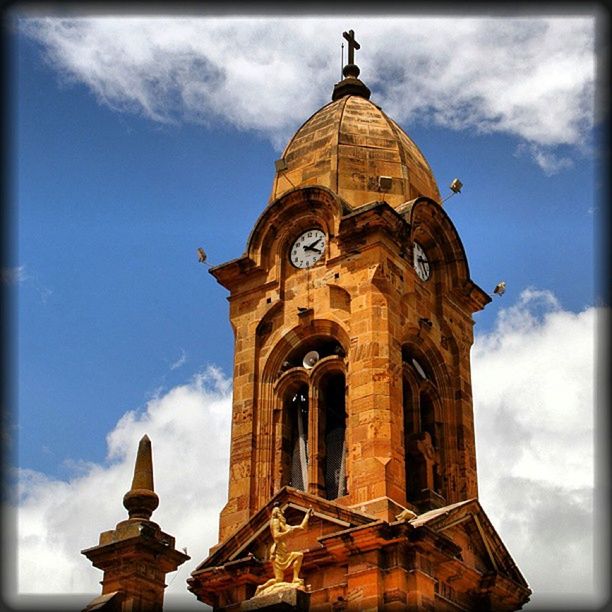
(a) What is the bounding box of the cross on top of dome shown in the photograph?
[342,29,361,76]
[343,30,359,60]
[333,29,371,101]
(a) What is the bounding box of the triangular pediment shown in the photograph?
[195,487,376,571]
[409,498,528,588]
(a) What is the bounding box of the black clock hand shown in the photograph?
[306,238,322,249]
[304,246,322,253]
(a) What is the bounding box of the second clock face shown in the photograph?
[413,242,431,281]
[290,228,326,269]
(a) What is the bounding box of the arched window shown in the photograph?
[275,337,347,500]
[402,348,445,510]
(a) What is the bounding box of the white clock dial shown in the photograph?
[290,228,326,269]
[413,242,430,281]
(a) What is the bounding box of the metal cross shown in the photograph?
[342,30,360,65]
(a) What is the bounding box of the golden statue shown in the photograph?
[254,506,314,597]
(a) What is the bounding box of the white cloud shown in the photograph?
[19,15,595,166]
[473,289,603,608]
[8,293,602,609]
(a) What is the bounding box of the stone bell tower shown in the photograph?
[189,32,530,611]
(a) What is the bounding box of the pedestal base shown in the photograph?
[240,587,309,611]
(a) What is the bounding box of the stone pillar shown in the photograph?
[81,435,189,612]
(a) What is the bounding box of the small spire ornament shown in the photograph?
[122,434,159,520]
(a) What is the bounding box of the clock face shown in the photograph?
[413,242,430,281]
[290,228,326,269]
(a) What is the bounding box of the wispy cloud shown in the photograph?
[2,264,53,303]
[1,265,27,284]
[20,16,595,170]
[9,293,600,608]
[515,142,574,175]
[169,348,187,371]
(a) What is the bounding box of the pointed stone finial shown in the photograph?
[122,434,159,520]
[82,433,189,612]
[131,434,155,491]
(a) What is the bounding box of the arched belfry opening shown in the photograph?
[402,345,446,512]
[275,336,348,500]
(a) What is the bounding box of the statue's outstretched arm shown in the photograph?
[299,508,314,530]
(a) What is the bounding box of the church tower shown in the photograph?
[189,32,530,611]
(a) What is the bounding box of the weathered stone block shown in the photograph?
[240,588,310,611]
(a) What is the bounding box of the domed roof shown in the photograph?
[270,89,441,209]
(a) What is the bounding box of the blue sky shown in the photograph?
[6,11,605,610]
